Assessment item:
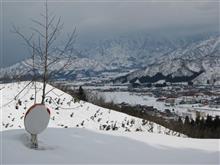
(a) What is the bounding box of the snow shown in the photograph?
[1,128,220,164]
[1,81,220,164]
[122,36,220,85]
[100,91,220,118]
[0,82,179,135]
[1,35,220,85]
[99,91,163,107]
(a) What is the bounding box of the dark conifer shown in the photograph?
[78,86,87,101]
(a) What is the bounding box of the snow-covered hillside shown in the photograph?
[1,81,179,135]
[115,36,220,85]
[1,82,220,164]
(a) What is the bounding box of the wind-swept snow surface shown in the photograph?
[1,82,220,164]
[1,128,220,164]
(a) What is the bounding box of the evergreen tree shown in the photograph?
[178,117,183,124]
[190,118,195,127]
[213,116,220,129]
[195,115,200,126]
[205,115,212,128]
[184,116,190,125]
[78,86,87,101]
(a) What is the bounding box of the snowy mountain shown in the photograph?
[0,55,109,81]
[0,34,177,81]
[1,33,219,84]
[82,33,213,69]
[83,35,175,69]
[114,35,220,85]
[1,81,219,164]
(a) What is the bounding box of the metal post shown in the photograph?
[31,134,38,148]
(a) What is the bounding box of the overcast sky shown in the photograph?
[1,0,219,67]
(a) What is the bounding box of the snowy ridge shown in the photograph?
[0,55,108,80]
[84,33,214,69]
[1,81,180,136]
[1,33,217,82]
[115,36,220,85]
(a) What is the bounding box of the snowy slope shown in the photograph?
[1,82,220,164]
[1,128,219,164]
[1,81,179,135]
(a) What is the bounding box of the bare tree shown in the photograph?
[12,0,76,104]
[32,42,37,104]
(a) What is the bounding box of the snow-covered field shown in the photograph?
[99,91,220,117]
[1,82,220,164]
[99,91,164,107]
[1,128,220,164]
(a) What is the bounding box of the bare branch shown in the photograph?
[30,27,46,39]
[56,27,77,57]
[37,36,44,60]
[47,17,63,47]
[14,80,34,100]
[48,15,56,28]
[47,55,72,80]
[40,13,46,20]
[11,25,44,57]
[47,56,60,67]
[31,19,46,29]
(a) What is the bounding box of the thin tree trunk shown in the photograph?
[32,42,37,104]
[41,1,48,104]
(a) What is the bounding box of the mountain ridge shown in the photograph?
[1,34,219,84]
[114,35,220,85]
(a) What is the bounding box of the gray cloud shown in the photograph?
[1,0,219,67]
